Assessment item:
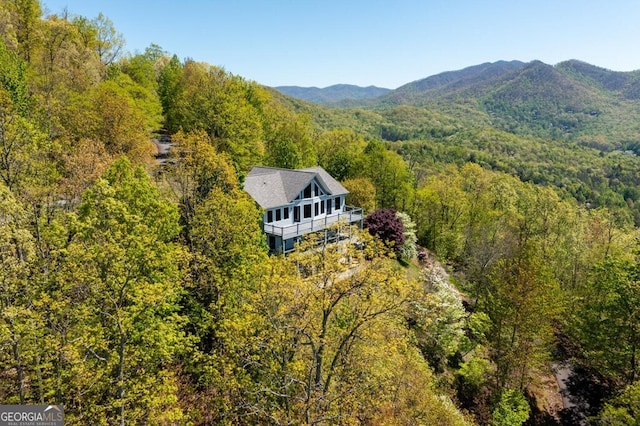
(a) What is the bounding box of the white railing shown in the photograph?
[263,206,363,240]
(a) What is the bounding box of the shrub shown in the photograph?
[363,208,405,254]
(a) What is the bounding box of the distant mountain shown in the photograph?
[272,60,640,147]
[556,59,640,100]
[357,59,640,143]
[377,60,527,105]
[274,84,391,104]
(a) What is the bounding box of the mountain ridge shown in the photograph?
[274,84,391,104]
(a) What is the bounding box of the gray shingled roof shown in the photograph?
[244,166,349,209]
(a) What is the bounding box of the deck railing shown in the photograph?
[263,206,363,241]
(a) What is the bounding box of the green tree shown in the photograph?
[363,139,413,209]
[491,388,530,426]
[0,182,40,404]
[316,128,366,181]
[343,176,376,214]
[91,12,124,66]
[157,54,183,132]
[5,0,41,63]
[484,247,564,390]
[244,231,471,424]
[598,380,640,425]
[263,103,316,169]
[63,75,158,162]
[55,158,187,424]
[572,255,640,385]
[414,165,467,259]
[0,38,29,114]
[119,43,165,93]
[175,182,267,422]
[164,130,238,242]
[165,61,265,171]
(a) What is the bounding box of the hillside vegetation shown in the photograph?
[1,2,640,425]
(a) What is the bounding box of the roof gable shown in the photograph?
[244,166,348,209]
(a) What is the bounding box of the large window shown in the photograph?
[304,204,312,219]
[276,209,282,221]
[335,197,341,210]
[284,208,290,220]
[327,199,332,214]
[294,206,300,222]
[267,210,273,223]
[314,202,319,216]
[303,184,312,199]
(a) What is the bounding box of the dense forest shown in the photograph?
[1,1,640,425]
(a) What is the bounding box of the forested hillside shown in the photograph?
[2,2,640,425]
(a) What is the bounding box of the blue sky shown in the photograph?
[43,0,640,89]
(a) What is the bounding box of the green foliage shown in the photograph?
[118,43,165,93]
[343,176,376,214]
[458,354,491,389]
[316,128,367,180]
[241,232,471,425]
[90,12,125,66]
[484,247,564,390]
[0,38,29,114]
[491,388,530,426]
[163,129,238,241]
[571,255,640,385]
[0,90,49,192]
[598,381,640,425]
[363,139,413,209]
[159,60,266,171]
[59,158,186,423]
[0,182,39,404]
[263,103,316,169]
[8,3,640,422]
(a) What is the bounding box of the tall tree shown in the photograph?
[5,0,41,63]
[0,182,41,404]
[572,255,640,385]
[164,130,238,242]
[483,246,564,390]
[243,231,471,424]
[53,158,187,424]
[91,12,124,66]
[363,140,413,209]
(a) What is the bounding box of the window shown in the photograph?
[276,209,282,221]
[284,208,290,220]
[294,206,300,222]
[335,197,341,210]
[321,200,325,214]
[314,202,319,216]
[303,184,312,199]
[327,199,332,214]
[267,210,273,223]
[304,204,312,218]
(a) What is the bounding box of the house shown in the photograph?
[244,166,363,254]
